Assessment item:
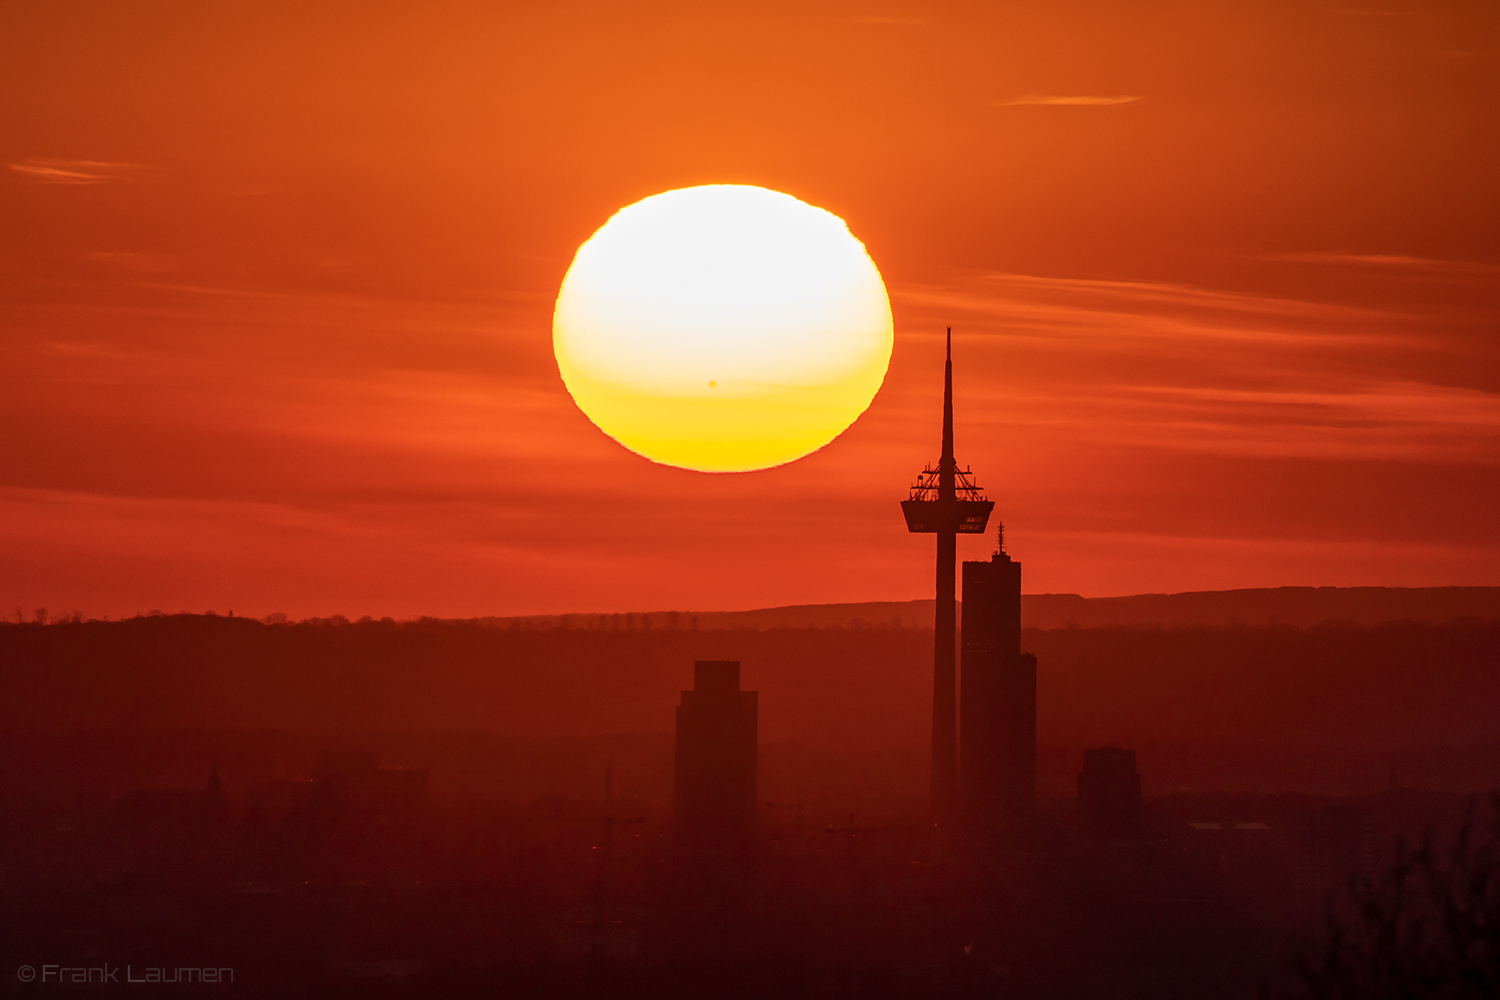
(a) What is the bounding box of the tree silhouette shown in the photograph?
[1296,795,1500,999]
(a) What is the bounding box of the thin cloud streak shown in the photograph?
[895,274,1411,350]
[919,272,1399,321]
[1095,383,1500,462]
[1124,383,1500,430]
[957,383,1500,463]
[993,95,1142,106]
[9,159,152,184]
[1266,251,1500,275]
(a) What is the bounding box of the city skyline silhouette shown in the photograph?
[4,0,1499,996]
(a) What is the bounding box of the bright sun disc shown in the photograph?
[553,185,893,472]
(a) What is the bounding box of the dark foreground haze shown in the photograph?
[1,589,1497,998]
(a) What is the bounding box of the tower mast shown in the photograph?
[932,329,958,812]
[900,329,992,818]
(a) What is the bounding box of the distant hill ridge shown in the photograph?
[515,587,1500,631]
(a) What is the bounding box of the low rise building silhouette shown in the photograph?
[1077,746,1143,840]
[318,750,428,817]
[674,660,757,845]
[960,526,1037,830]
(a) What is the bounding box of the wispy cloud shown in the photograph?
[891,271,1497,463]
[9,159,152,185]
[1105,382,1500,461]
[993,95,1142,107]
[896,272,1406,351]
[1266,251,1500,275]
[86,251,176,275]
[950,379,1500,463]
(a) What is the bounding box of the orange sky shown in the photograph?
[3,0,1498,619]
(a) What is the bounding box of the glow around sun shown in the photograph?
[552,185,893,473]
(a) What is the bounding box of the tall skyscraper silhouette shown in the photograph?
[960,524,1037,829]
[902,330,992,814]
[674,660,758,845]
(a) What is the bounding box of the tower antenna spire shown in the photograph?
[942,328,954,471]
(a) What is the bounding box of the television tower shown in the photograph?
[901,328,993,814]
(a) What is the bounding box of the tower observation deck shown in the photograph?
[902,328,993,814]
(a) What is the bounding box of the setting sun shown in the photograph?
[552,185,893,473]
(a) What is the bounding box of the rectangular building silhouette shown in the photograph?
[960,548,1037,828]
[674,660,757,845]
[1077,746,1143,840]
